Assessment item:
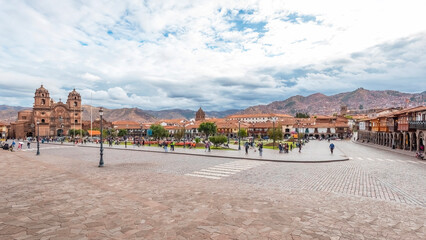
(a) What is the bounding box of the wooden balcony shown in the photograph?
[409,121,426,130]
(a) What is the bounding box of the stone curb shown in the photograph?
[44,143,349,163]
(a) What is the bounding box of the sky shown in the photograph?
[0,0,425,111]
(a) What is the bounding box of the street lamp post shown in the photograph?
[183,124,186,149]
[238,120,241,150]
[272,119,276,149]
[36,121,40,155]
[140,125,143,147]
[297,120,301,146]
[98,108,104,167]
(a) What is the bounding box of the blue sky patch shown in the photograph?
[284,13,320,24]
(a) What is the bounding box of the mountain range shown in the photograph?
[1,88,425,124]
[239,88,426,115]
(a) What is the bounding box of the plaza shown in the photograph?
[0,140,425,239]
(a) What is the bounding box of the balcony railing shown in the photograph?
[409,121,426,130]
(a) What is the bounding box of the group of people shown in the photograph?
[1,140,31,151]
[277,142,294,153]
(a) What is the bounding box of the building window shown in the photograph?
[75,120,78,123]
[41,112,45,115]
[41,119,45,123]
[41,99,45,105]
[74,101,77,107]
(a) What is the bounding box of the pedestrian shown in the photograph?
[289,143,293,151]
[208,141,211,152]
[329,142,335,154]
[163,141,168,152]
[27,141,30,149]
[244,142,249,154]
[12,140,16,149]
[258,142,263,156]
[278,143,283,153]
[205,141,208,152]
[299,143,302,153]
[171,141,175,151]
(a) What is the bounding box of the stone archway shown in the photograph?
[384,133,388,146]
[405,132,410,150]
[412,132,417,151]
[57,129,63,137]
[397,133,403,149]
[418,131,424,152]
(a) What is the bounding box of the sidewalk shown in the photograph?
[46,141,349,163]
[352,140,419,158]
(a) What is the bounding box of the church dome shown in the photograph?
[68,88,81,99]
[35,84,49,95]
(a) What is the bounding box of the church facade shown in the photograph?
[9,85,83,139]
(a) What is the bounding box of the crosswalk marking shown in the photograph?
[184,174,221,179]
[193,171,230,177]
[349,156,425,165]
[22,146,70,152]
[185,160,265,180]
[199,169,236,174]
[209,167,241,172]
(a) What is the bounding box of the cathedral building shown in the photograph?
[9,85,83,139]
[195,107,205,121]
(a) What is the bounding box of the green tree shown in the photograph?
[174,128,185,140]
[198,122,217,139]
[209,135,228,147]
[267,128,283,142]
[237,128,248,138]
[150,124,168,140]
[68,129,86,137]
[118,129,128,137]
[295,112,310,118]
[102,129,109,138]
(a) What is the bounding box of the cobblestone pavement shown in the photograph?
[0,141,425,239]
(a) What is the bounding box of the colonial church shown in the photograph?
[9,85,83,139]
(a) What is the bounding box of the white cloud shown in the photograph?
[0,0,425,110]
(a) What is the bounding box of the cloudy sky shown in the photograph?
[1,0,425,110]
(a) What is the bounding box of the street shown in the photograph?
[0,140,425,239]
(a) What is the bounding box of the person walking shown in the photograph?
[244,142,249,154]
[170,141,175,151]
[329,142,335,154]
[278,143,283,153]
[298,143,302,153]
[258,142,263,156]
[27,141,30,149]
[163,141,168,152]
